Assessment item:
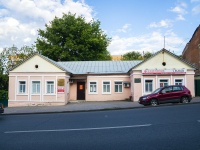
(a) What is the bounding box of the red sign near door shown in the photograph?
[57,87,64,93]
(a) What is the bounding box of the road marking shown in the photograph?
[5,124,152,134]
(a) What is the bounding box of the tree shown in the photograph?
[122,51,142,60]
[143,51,153,60]
[36,13,111,61]
[0,45,36,74]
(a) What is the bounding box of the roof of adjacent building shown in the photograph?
[57,61,142,74]
[10,48,196,74]
[128,48,196,72]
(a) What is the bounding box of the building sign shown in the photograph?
[57,79,65,86]
[57,86,65,93]
[142,69,186,75]
[134,78,141,83]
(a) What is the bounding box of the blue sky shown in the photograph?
[0,0,200,56]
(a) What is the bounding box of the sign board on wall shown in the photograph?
[142,69,186,75]
[134,78,141,83]
[57,86,65,93]
[57,79,65,86]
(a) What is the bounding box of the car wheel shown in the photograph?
[150,99,158,106]
[181,97,189,103]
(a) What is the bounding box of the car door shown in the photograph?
[158,86,173,103]
[171,86,184,102]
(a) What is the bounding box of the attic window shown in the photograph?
[162,62,166,66]
[35,65,39,69]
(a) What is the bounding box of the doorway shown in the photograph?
[77,82,85,100]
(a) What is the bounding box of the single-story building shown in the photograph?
[8,49,196,107]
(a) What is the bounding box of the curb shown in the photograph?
[2,101,200,116]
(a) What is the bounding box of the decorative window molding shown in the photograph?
[158,78,170,87]
[18,81,26,94]
[144,79,153,93]
[174,78,184,85]
[45,80,55,94]
[114,81,123,93]
[32,81,41,94]
[102,81,111,94]
[89,81,98,94]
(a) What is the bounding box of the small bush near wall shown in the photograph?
[0,90,8,99]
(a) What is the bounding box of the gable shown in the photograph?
[10,55,65,73]
[133,51,194,70]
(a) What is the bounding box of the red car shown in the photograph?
[138,85,192,106]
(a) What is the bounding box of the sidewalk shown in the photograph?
[2,97,200,115]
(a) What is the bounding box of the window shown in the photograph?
[162,86,172,93]
[175,79,183,85]
[115,81,122,93]
[46,81,54,94]
[89,82,97,93]
[173,86,183,92]
[145,80,153,92]
[159,79,169,87]
[19,81,26,94]
[32,81,40,94]
[103,81,111,94]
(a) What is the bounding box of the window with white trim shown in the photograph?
[175,79,183,85]
[103,81,111,94]
[32,81,40,94]
[115,81,122,93]
[19,81,26,94]
[159,79,169,87]
[46,81,54,94]
[145,80,153,92]
[89,81,97,93]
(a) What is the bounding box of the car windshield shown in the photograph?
[151,87,162,94]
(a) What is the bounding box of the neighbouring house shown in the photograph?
[111,55,123,61]
[8,49,196,107]
[182,24,200,76]
[182,24,200,96]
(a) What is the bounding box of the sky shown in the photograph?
[0,0,200,56]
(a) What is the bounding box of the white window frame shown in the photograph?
[114,81,123,93]
[144,79,154,94]
[45,80,55,95]
[158,78,170,87]
[31,80,41,95]
[102,80,111,94]
[174,78,184,85]
[18,80,26,94]
[89,81,98,94]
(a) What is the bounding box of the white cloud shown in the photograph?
[108,30,184,55]
[117,24,131,33]
[170,2,188,20]
[192,5,200,14]
[0,0,94,52]
[149,19,173,28]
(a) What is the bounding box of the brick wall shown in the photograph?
[183,25,200,75]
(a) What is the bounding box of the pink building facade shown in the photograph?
[8,49,195,107]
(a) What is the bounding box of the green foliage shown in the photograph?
[143,51,153,60]
[122,51,153,60]
[0,90,8,100]
[0,74,8,90]
[36,13,111,61]
[122,51,143,60]
[0,45,36,74]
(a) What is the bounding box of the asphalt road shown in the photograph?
[0,104,200,150]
